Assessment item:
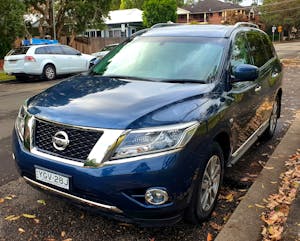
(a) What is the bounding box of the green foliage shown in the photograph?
[24,0,112,39]
[110,0,121,9]
[120,0,145,9]
[260,0,300,33]
[0,0,25,58]
[142,0,177,27]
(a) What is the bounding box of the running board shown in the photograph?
[228,120,269,167]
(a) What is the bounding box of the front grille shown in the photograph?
[34,119,103,162]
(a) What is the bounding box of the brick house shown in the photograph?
[177,0,254,24]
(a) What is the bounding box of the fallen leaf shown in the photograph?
[207,232,213,241]
[18,228,25,233]
[149,238,155,241]
[255,203,265,208]
[271,181,277,184]
[248,205,253,208]
[4,196,12,200]
[225,193,234,202]
[22,214,36,219]
[34,219,40,224]
[61,231,66,237]
[5,215,20,221]
[0,198,4,204]
[210,222,222,231]
[63,239,72,241]
[264,166,274,170]
[37,199,46,205]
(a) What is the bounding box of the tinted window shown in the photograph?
[231,32,251,69]
[92,37,225,83]
[61,46,78,55]
[35,47,47,54]
[8,47,30,55]
[246,31,268,67]
[261,34,275,60]
[47,46,63,54]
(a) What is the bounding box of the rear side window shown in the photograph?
[231,32,251,69]
[47,46,63,54]
[35,47,47,54]
[7,47,30,55]
[246,30,268,67]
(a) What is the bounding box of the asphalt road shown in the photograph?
[0,41,299,241]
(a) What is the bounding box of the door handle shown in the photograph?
[255,85,262,92]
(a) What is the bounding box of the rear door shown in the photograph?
[3,47,30,74]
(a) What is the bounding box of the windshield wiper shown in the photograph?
[101,75,157,82]
[161,79,207,84]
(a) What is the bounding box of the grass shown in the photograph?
[0,72,15,82]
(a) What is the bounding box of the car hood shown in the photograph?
[27,75,214,129]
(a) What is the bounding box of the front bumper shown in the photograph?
[12,129,203,226]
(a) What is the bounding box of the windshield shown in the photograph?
[92,36,225,83]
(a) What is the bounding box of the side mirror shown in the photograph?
[76,51,82,56]
[232,64,259,82]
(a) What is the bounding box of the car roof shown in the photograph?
[140,24,257,38]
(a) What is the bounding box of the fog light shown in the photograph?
[145,188,169,205]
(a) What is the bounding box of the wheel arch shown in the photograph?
[213,131,231,164]
[276,88,282,118]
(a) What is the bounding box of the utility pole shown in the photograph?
[52,0,56,40]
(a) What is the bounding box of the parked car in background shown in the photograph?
[91,43,119,59]
[13,23,282,226]
[4,44,95,80]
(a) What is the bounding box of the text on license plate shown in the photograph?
[35,168,69,190]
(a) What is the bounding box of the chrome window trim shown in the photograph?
[23,176,123,213]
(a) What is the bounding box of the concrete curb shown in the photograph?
[215,112,300,241]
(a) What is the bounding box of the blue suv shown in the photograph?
[13,23,282,226]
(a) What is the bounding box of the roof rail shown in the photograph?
[151,22,181,29]
[234,22,259,29]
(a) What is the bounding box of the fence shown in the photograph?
[66,37,126,54]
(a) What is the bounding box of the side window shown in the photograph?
[261,34,275,60]
[35,47,47,54]
[230,32,251,70]
[61,46,78,55]
[47,46,63,54]
[246,30,268,67]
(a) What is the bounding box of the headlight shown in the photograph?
[15,105,26,141]
[112,121,199,159]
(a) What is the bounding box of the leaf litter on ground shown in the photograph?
[261,150,300,241]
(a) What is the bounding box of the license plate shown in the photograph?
[35,168,70,190]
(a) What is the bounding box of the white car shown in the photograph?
[4,44,95,80]
[91,43,119,59]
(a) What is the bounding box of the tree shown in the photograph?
[0,0,25,58]
[260,0,300,38]
[120,0,144,9]
[142,0,177,27]
[224,0,243,4]
[24,0,112,42]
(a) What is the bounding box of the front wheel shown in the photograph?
[185,142,224,224]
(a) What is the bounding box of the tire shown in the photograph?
[43,64,56,80]
[262,95,280,140]
[185,142,224,224]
